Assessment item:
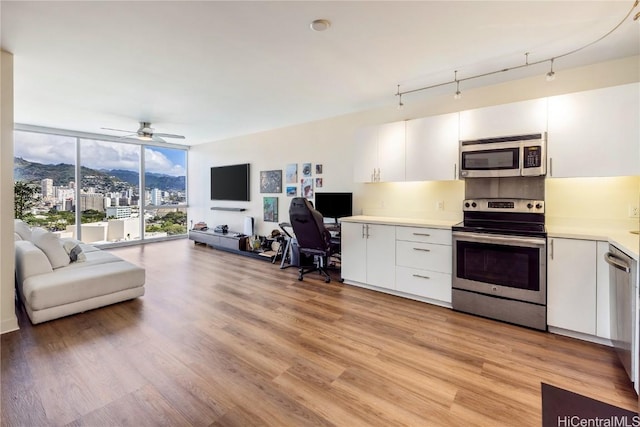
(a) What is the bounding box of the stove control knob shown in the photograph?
[527,203,534,209]
[536,203,543,209]
[471,202,477,208]
[464,202,470,208]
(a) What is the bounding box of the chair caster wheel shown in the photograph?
[298,275,303,281]
[324,277,330,283]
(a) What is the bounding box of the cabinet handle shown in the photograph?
[453,163,457,180]
[376,168,381,182]
[361,224,365,238]
[412,274,430,280]
[365,224,370,239]
[549,158,553,177]
[413,233,431,237]
[550,238,554,260]
[413,247,431,252]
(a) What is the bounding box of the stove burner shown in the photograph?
[454,198,546,238]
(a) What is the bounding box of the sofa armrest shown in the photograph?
[15,240,53,285]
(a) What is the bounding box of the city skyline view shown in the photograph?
[14,131,186,177]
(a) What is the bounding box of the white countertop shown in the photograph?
[340,215,639,261]
[547,225,639,261]
[340,215,459,230]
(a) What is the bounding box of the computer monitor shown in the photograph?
[314,192,353,223]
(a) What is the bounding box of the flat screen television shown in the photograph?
[210,163,250,201]
[314,192,353,222]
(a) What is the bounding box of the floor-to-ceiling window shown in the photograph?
[13,130,77,234]
[79,138,142,244]
[13,126,188,245]
[143,146,187,239]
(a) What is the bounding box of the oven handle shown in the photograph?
[453,231,546,248]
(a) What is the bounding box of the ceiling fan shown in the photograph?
[101,122,185,143]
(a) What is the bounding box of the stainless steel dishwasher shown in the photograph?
[605,245,637,384]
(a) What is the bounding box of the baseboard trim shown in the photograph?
[1,315,19,334]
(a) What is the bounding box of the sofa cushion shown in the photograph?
[62,240,87,262]
[31,230,70,269]
[14,240,54,285]
[22,261,145,311]
[14,219,31,240]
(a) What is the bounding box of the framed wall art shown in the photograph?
[260,170,282,193]
[263,197,279,222]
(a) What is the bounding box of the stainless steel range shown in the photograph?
[452,198,547,330]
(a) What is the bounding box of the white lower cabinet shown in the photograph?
[547,237,610,339]
[341,222,396,290]
[394,226,452,305]
[342,222,453,304]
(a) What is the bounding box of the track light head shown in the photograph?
[546,59,556,81]
[454,71,462,99]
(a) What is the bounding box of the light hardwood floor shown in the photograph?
[2,238,637,426]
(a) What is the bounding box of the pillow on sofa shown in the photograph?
[31,230,71,269]
[14,219,32,240]
[62,240,86,262]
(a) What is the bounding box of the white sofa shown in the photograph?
[14,220,145,324]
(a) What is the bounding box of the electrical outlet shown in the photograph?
[436,201,445,211]
[629,204,639,218]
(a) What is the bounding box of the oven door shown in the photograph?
[453,231,546,305]
[459,142,520,178]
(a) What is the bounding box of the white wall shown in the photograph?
[189,56,640,237]
[1,50,19,334]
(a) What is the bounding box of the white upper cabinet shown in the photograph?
[405,112,459,181]
[353,125,380,183]
[547,82,640,178]
[459,98,548,140]
[377,121,406,182]
[354,122,406,182]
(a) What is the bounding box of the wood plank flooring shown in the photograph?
[2,238,637,426]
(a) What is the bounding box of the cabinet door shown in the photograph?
[353,126,379,182]
[547,83,640,178]
[405,113,459,181]
[377,122,406,182]
[341,222,368,283]
[365,224,396,289]
[596,241,611,339]
[459,98,547,140]
[547,238,597,335]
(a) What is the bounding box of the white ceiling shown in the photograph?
[2,1,639,146]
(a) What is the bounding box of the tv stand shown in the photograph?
[188,229,276,262]
[189,229,247,251]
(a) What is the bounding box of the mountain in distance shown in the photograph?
[14,158,185,191]
[107,169,186,191]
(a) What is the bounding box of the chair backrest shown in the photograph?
[288,197,330,251]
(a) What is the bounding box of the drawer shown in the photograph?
[396,226,451,245]
[396,266,452,303]
[396,241,452,273]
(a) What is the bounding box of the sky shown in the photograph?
[14,131,187,176]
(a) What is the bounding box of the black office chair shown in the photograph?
[288,197,333,283]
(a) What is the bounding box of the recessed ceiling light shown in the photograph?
[310,19,331,32]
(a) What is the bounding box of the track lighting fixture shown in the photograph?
[454,71,462,99]
[395,0,639,105]
[546,58,556,81]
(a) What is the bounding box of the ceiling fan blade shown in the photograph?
[153,133,185,139]
[101,127,135,133]
[151,136,168,143]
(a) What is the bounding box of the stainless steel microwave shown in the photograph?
[459,133,546,178]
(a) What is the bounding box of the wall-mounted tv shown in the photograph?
[314,192,353,222]
[210,163,250,201]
